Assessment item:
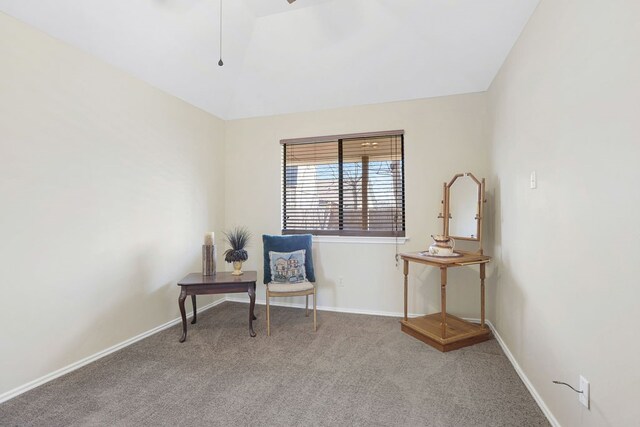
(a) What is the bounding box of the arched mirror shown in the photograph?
[440,173,485,253]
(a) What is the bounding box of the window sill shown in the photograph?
[312,236,410,245]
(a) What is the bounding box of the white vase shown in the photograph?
[232,261,243,276]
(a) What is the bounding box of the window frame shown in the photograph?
[280,130,405,238]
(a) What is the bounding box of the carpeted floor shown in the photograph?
[0,302,549,426]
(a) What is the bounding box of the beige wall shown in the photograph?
[0,13,226,396]
[487,0,640,425]
[224,94,491,317]
[7,2,638,424]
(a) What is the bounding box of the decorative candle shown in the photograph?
[202,244,217,276]
[204,232,215,246]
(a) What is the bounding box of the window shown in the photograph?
[281,130,405,237]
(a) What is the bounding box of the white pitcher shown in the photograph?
[428,234,456,256]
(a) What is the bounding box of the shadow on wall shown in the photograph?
[485,182,499,324]
[309,245,339,306]
[487,175,526,354]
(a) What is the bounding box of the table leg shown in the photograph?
[403,259,409,322]
[480,262,486,329]
[178,288,188,343]
[252,283,257,320]
[248,283,256,337]
[191,295,197,324]
[440,267,447,339]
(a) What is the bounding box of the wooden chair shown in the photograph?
[262,234,317,336]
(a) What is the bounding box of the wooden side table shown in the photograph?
[177,271,257,342]
[400,251,491,352]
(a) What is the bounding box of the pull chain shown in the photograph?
[218,0,224,66]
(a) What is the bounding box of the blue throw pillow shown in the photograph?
[269,250,307,283]
[262,234,315,284]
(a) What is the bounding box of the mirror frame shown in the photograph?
[439,172,486,254]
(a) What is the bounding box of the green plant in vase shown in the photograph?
[223,227,250,276]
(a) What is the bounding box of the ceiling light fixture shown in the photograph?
[218,0,224,66]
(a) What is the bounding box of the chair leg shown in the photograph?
[266,290,271,337]
[305,295,309,317]
[313,287,317,332]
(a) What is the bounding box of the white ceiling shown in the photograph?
[0,0,539,120]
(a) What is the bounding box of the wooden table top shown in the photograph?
[177,271,257,286]
[400,251,491,267]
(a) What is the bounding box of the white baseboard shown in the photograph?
[0,298,225,404]
[225,295,419,318]
[1,296,559,427]
[226,296,559,426]
[485,320,560,427]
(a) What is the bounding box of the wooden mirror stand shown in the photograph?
[398,172,491,352]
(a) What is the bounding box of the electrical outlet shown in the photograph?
[579,375,590,409]
[530,171,537,189]
[338,276,344,288]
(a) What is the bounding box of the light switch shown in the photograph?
[530,171,537,189]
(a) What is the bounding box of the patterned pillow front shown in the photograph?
[269,250,307,284]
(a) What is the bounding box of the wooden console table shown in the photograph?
[400,251,491,352]
[177,271,257,342]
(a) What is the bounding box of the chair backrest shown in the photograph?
[262,234,316,284]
